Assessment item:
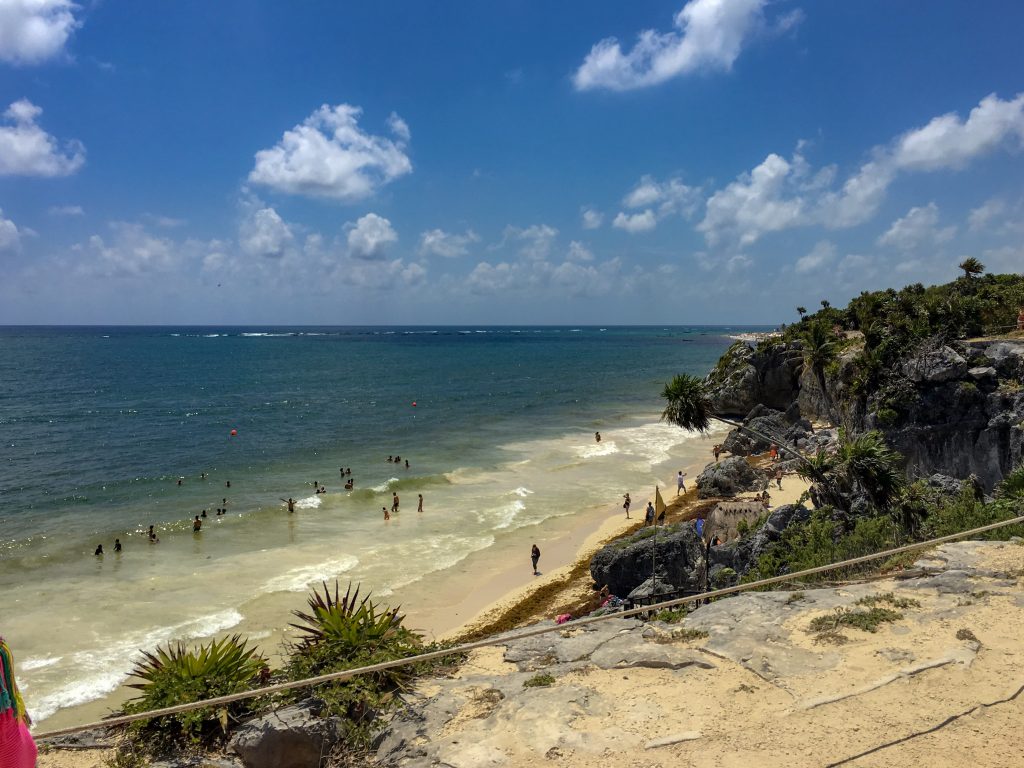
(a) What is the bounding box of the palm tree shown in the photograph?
[796,306,807,319]
[820,299,831,310]
[958,257,985,279]
[800,320,838,421]
[796,430,905,515]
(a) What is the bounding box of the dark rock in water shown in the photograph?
[696,456,762,498]
[231,701,341,768]
[590,525,705,598]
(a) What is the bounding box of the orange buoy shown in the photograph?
[230,429,237,436]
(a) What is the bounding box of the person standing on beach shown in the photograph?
[623,493,631,519]
[531,544,541,575]
[775,468,783,490]
[713,444,721,462]
[645,501,655,526]
[677,471,687,496]
[392,492,400,513]
[417,494,423,513]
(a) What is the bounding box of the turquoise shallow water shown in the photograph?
[0,325,761,724]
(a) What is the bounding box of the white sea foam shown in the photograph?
[576,440,619,459]
[294,495,322,510]
[31,608,243,724]
[371,477,401,492]
[492,499,526,529]
[262,554,359,593]
[511,486,534,497]
[20,655,61,671]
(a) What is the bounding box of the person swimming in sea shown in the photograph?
[94,544,104,556]
[595,431,601,442]
[148,525,159,543]
[201,509,207,518]
[344,479,354,490]
[281,497,296,513]
[193,515,202,532]
[113,538,122,552]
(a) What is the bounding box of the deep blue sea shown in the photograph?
[0,325,758,725]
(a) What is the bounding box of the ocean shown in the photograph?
[0,325,756,726]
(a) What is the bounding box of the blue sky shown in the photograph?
[1,1,1022,325]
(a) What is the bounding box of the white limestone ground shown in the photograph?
[377,541,1024,768]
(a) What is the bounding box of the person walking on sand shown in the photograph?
[677,470,687,496]
[417,493,423,513]
[392,492,400,513]
[531,544,541,575]
[623,493,631,519]
[713,444,721,462]
[645,501,655,526]
[775,468,783,490]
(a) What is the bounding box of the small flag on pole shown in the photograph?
[655,486,666,522]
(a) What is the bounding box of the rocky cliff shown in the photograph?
[706,336,1024,492]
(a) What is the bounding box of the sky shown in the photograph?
[1,0,1023,325]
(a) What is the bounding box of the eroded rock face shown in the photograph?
[705,341,804,418]
[902,345,969,383]
[590,525,706,598]
[231,702,341,768]
[695,456,762,498]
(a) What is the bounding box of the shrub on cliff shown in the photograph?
[120,634,268,753]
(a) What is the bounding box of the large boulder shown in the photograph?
[590,524,705,598]
[902,345,969,384]
[705,340,804,418]
[695,456,762,498]
[231,702,342,768]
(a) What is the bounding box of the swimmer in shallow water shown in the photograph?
[148,525,159,543]
[94,544,104,556]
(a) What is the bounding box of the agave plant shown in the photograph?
[291,581,412,660]
[125,634,267,745]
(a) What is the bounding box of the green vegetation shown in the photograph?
[653,607,688,623]
[855,592,920,610]
[120,635,267,752]
[809,606,905,635]
[523,673,556,688]
[110,581,464,765]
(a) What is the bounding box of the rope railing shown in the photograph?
[34,513,1024,741]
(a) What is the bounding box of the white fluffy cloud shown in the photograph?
[795,240,836,274]
[80,223,177,277]
[892,93,1024,172]
[346,258,425,290]
[566,240,594,262]
[0,208,21,251]
[0,99,85,177]
[573,0,782,91]
[0,0,81,65]
[466,255,621,299]
[418,228,479,258]
[623,175,700,216]
[249,104,412,201]
[239,205,294,258]
[877,203,956,251]
[697,92,1024,246]
[699,153,804,245]
[581,207,603,229]
[501,224,558,260]
[347,213,397,260]
[612,210,657,233]
[967,198,1007,231]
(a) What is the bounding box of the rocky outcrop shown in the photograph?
[705,340,804,417]
[695,456,762,498]
[589,524,705,598]
[721,405,814,456]
[707,504,810,579]
[876,339,1024,491]
[230,702,342,768]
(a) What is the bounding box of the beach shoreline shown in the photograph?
[31,424,731,734]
